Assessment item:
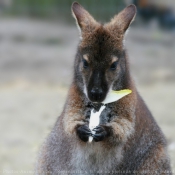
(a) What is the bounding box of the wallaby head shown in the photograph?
[72,2,136,103]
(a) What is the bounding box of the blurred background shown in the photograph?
[0,0,175,174]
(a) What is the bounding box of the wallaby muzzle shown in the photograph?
[87,70,108,102]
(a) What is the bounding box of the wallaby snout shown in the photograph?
[89,86,104,102]
[87,70,108,102]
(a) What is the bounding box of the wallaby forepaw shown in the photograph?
[92,126,109,142]
[76,125,92,142]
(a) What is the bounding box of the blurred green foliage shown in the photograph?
[9,0,125,22]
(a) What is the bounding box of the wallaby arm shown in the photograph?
[63,84,87,136]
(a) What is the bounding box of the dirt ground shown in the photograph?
[0,18,175,174]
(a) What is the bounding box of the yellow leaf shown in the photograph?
[102,89,132,104]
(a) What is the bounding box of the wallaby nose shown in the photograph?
[90,87,104,102]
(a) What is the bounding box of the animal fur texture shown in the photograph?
[36,2,172,175]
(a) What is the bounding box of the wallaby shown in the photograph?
[36,2,172,175]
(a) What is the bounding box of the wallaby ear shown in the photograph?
[72,2,98,36]
[106,4,136,33]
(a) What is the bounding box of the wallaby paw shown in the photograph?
[76,124,92,142]
[92,125,109,142]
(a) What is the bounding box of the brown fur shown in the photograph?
[36,2,171,175]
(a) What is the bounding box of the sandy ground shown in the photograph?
[0,18,175,174]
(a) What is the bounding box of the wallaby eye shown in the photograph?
[110,61,117,70]
[83,59,89,69]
